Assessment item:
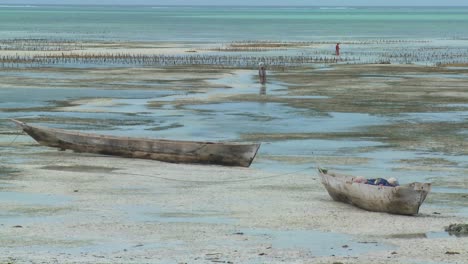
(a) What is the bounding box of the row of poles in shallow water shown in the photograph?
[0,54,350,69]
[1,38,468,68]
[1,53,467,68]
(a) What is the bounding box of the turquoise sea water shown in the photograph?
[1,5,468,41]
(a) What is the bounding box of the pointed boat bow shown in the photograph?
[10,119,27,129]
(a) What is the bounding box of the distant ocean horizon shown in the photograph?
[1,5,468,42]
[2,4,468,7]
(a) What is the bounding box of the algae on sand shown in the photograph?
[445,224,468,234]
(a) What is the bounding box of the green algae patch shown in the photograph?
[0,235,91,249]
[147,123,184,131]
[41,165,117,173]
[397,157,458,167]
[259,155,370,166]
[253,184,317,192]
[445,224,468,235]
[426,193,468,208]
[0,167,20,181]
[241,132,383,142]
[8,206,73,217]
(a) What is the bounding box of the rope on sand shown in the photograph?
[7,143,314,184]
[3,129,24,147]
[114,167,314,184]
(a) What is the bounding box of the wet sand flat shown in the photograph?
[1,58,468,263]
[0,152,467,264]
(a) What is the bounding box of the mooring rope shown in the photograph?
[3,127,25,147]
[1,117,32,147]
[114,166,313,184]
[5,133,20,147]
[9,140,314,184]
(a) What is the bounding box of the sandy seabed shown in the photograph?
[0,148,467,264]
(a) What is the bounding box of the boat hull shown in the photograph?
[11,119,260,167]
[318,169,431,215]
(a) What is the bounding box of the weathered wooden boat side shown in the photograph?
[11,119,260,167]
[318,168,431,215]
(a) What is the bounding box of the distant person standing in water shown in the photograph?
[258,62,266,84]
[335,43,340,56]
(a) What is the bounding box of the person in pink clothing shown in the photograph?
[335,43,340,56]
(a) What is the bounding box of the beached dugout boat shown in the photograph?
[318,168,431,215]
[11,119,260,167]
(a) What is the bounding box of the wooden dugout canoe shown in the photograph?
[11,119,260,167]
[318,168,431,215]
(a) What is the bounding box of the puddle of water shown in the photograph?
[154,215,235,224]
[242,228,393,257]
[401,74,468,80]
[0,166,19,177]
[252,139,384,174]
[21,240,182,256]
[74,102,386,141]
[202,69,289,96]
[389,231,468,239]
[1,111,145,123]
[314,67,335,72]
[443,104,468,108]
[68,96,180,114]
[1,155,34,165]
[353,149,465,183]
[203,69,330,97]
[431,187,468,194]
[185,103,386,134]
[121,205,235,225]
[0,192,71,206]
[455,207,468,217]
[279,95,329,99]
[0,71,80,79]
[207,70,258,90]
[0,182,15,188]
[0,88,171,110]
[398,111,468,123]
[0,213,67,225]
[445,67,468,70]
[0,134,24,144]
[251,158,316,175]
[72,101,150,114]
[361,75,404,81]
[407,261,461,264]
[260,139,384,156]
[0,192,72,225]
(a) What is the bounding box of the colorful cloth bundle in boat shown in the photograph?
[366,178,397,187]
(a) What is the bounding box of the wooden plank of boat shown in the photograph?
[318,168,431,215]
[11,119,260,167]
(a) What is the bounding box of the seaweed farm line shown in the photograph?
[0,38,84,51]
[0,52,467,69]
[1,40,468,68]
[0,54,351,69]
